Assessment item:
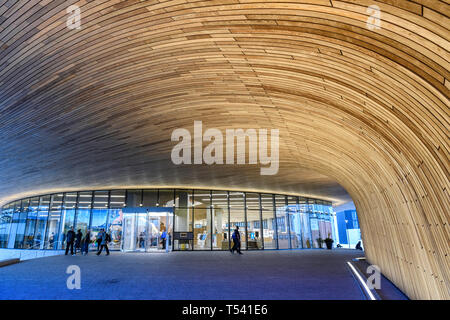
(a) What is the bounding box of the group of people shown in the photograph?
[64,226,111,256]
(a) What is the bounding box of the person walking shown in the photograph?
[160,230,167,249]
[81,229,91,255]
[74,229,82,254]
[355,241,363,250]
[65,226,76,256]
[96,229,110,256]
[230,226,242,254]
[96,232,102,252]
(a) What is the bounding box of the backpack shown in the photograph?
[105,233,111,242]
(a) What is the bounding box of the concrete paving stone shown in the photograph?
[0,249,371,300]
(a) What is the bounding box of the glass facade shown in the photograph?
[0,189,336,252]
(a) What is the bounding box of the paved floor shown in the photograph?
[0,249,366,300]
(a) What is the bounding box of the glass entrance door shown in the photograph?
[136,213,148,252]
[147,216,159,250]
[121,208,173,252]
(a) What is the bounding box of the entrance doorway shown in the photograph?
[121,207,173,252]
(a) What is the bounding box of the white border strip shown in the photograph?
[347,261,377,300]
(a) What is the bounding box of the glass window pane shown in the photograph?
[246,193,262,250]
[308,199,320,248]
[299,198,312,248]
[7,201,21,248]
[143,190,158,207]
[110,190,125,208]
[14,199,29,248]
[158,189,174,207]
[286,196,301,249]
[76,192,92,244]
[174,207,193,250]
[193,190,210,209]
[77,191,92,209]
[229,191,244,208]
[211,191,229,250]
[175,189,193,208]
[23,197,39,249]
[193,207,210,250]
[76,208,90,238]
[107,208,123,250]
[246,210,261,250]
[275,195,289,249]
[0,204,13,248]
[229,207,246,250]
[126,190,142,207]
[44,194,63,249]
[93,191,109,209]
[229,192,246,250]
[35,196,50,249]
[60,193,77,249]
[261,194,276,249]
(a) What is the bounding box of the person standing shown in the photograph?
[96,232,102,251]
[81,229,91,255]
[96,229,110,256]
[65,226,76,256]
[139,232,145,248]
[160,230,167,249]
[74,229,83,254]
[230,226,242,254]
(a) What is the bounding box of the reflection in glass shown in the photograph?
[175,189,193,208]
[14,199,29,249]
[23,198,39,248]
[212,191,229,250]
[143,190,158,207]
[229,192,246,250]
[45,194,63,249]
[107,209,123,250]
[126,190,142,207]
[35,196,50,249]
[174,208,192,250]
[260,194,276,249]
[275,195,289,249]
[0,204,13,248]
[246,193,262,250]
[194,207,210,250]
[309,199,320,248]
[159,189,174,207]
[110,190,126,208]
[0,189,337,252]
[193,190,210,209]
[7,201,20,248]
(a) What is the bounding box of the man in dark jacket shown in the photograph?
[81,230,91,255]
[96,229,110,256]
[230,226,242,254]
[65,226,76,256]
[74,229,83,254]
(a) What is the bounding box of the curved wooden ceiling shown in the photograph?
[0,0,448,299]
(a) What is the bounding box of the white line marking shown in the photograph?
[347,261,377,300]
